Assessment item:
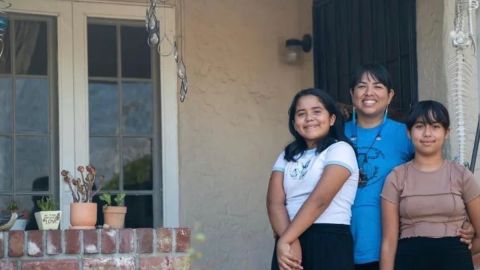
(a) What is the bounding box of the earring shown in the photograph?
[352,107,356,125]
[384,107,388,122]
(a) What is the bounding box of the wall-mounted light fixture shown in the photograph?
[284,34,312,64]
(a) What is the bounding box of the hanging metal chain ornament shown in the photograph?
[449,0,478,166]
[174,41,188,102]
[0,0,11,59]
[146,0,160,47]
[146,0,189,102]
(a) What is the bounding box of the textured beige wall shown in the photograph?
[178,1,309,269]
[416,0,447,103]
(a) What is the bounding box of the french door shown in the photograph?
[8,0,179,228]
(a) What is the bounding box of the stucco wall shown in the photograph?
[416,0,448,103]
[178,1,309,269]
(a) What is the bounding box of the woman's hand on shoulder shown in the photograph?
[458,220,474,249]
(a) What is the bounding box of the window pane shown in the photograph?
[90,137,120,190]
[121,26,151,78]
[124,195,153,228]
[14,195,35,218]
[0,196,12,210]
[0,78,12,133]
[15,136,50,192]
[0,23,11,74]
[89,82,118,135]
[15,20,48,75]
[15,78,49,133]
[88,24,117,77]
[123,138,152,190]
[0,136,12,192]
[122,82,153,135]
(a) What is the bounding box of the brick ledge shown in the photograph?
[0,227,191,270]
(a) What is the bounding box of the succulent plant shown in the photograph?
[61,165,104,203]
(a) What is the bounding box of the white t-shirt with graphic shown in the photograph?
[273,141,359,225]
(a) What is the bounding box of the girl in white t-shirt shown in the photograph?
[267,88,359,270]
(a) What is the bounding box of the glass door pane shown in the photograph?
[88,20,160,228]
[0,14,58,230]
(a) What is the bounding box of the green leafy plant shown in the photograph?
[5,200,28,219]
[99,193,126,209]
[36,196,58,211]
[114,193,126,206]
[6,200,19,213]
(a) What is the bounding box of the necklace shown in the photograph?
[350,119,386,187]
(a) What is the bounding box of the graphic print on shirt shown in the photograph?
[289,159,312,180]
[357,146,383,186]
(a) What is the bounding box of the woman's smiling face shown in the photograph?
[350,72,394,123]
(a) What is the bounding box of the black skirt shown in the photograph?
[271,223,354,270]
[395,236,473,270]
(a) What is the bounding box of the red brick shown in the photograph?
[8,231,24,257]
[26,231,43,257]
[136,228,153,254]
[64,230,81,254]
[119,229,134,253]
[101,229,117,254]
[0,261,17,270]
[156,228,172,253]
[175,228,191,252]
[21,259,78,270]
[83,229,99,254]
[139,256,172,270]
[83,257,135,270]
[46,230,62,255]
[0,232,4,258]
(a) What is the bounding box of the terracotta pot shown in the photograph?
[103,206,127,229]
[70,202,97,229]
[35,211,61,230]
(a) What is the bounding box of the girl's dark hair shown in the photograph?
[349,63,393,91]
[406,100,450,130]
[284,88,352,161]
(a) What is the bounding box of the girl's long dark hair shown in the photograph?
[284,88,352,161]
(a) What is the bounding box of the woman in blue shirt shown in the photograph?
[345,63,473,270]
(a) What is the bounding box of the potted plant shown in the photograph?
[34,196,61,230]
[100,192,127,229]
[7,200,28,230]
[61,165,104,229]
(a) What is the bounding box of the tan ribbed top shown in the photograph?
[382,160,480,239]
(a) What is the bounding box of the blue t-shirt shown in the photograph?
[345,118,414,264]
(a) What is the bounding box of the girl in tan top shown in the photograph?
[380,100,480,270]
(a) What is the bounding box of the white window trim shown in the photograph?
[10,0,179,227]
